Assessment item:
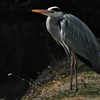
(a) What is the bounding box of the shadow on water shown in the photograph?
[0,80,29,100]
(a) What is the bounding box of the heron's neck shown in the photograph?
[47,16,62,25]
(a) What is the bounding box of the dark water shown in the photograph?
[0,80,29,100]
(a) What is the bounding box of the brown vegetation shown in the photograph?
[22,58,100,100]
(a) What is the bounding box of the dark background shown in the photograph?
[0,0,100,100]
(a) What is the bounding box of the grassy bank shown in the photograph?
[22,57,100,100]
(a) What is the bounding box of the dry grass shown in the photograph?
[22,57,100,100]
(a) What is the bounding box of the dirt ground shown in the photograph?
[22,57,100,100]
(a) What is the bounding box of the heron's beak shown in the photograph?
[31,9,51,16]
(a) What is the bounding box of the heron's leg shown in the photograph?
[70,52,78,91]
[69,52,74,90]
[73,53,78,91]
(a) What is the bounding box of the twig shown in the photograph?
[8,73,32,85]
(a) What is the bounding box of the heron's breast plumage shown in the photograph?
[46,16,70,55]
[46,17,63,44]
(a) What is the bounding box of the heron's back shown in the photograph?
[61,14,100,73]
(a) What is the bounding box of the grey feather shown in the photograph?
[60,14,100,73]
[46,16,70,55]
[61,14,99,56]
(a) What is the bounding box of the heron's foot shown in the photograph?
[74,85,78,91]
[69,86,72,90]
[74,88,78,91]
[70,85,78,91]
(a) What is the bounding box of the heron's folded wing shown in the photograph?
[60,14,100,60]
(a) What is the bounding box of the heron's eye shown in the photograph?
[50,10,54,13]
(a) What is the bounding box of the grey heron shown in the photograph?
[31,6,100,91]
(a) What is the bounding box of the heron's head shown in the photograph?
[31,6,63,17]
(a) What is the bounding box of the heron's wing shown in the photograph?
[97,37,100,44]
[60,14,100,60]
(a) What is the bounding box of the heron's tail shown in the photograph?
[90,52,100,74]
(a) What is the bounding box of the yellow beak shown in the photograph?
[31,9,50,14]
